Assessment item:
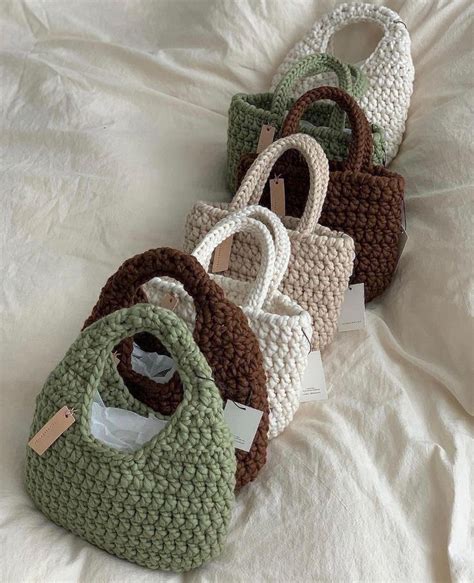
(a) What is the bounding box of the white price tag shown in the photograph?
[223,401,263,452]
[338,283,366,332]
[300,351,328,402]
[397,226,408,264]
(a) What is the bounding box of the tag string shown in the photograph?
[302,329,312,355]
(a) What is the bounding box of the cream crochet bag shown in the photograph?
[270,2,414,163]
[184,133,355,350]
[144,206,312,439]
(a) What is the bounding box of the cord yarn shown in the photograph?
[83,249,269,490]
[146,206,313,439]
[227,52,385,192]
[185,134,355,351]
[270,2,414,163]
[237,87,405,302]
[26,304,236,572]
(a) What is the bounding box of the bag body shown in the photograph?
[83,249,269,491]
[145,206,312,439]
[227,52,385,192]
[26,304,236,572]
[270,2,414,163]
[237,86,405,303]
[185,134,355,350]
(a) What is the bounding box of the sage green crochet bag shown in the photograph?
[226,53,386,192]
[25,304,236,572]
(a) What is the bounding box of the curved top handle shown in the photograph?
[70,304,216,412]
[271,53,355,119]
[229,206,291,296]
[281,85,373,171]
[193,213,276,310]
[316,3,410,66]
[230,134,329,234]
[83,248,224,330]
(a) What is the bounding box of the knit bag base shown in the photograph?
[82,248,269,491]
[237,87,404,303]
[145,206,313,439]
[227,52,385,192]
[26,305,236,572]
[185,134,355,351]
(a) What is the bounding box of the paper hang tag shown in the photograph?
[269,177,286,216]
[300,351,328,402]
[223,400,263,452]
[211,235,233,273]
[28,406,75,456]
[256,124,276,153]
[397,226,408,264]
[161,292,179,311]
[338,283,366,332]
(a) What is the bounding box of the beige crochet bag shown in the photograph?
[184,134,355,350]
[145,206,312,439]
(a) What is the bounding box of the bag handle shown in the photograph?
[230,134,329,234]
[270,53,358,129]
[317,4,410,69]
[83,248,225,330]
[281,85,373,171]
[228,206,291,296]
[70,305,218,422]
[193,213,276,310]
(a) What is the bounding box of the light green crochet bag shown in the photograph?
[226,53,386,192]
[25,304,236,572]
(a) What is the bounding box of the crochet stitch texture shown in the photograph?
[237,87,405,303]
[270,2,414,163]
[185,134,355,350]
[83,248,269,490]
[146,206,313,439]
[227,52,385,192]
[26,304,236,572]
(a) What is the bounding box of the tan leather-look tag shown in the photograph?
[270,177,286,216]
[161,293,179,311]
[256,124,276,153]
[28,406,75,456]
[211,235,233,273]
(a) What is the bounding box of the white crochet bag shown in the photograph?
[270,2,414,163]
[144,206,312,439]
[184,133,355,350]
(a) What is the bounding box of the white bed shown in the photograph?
[1,1,473,581]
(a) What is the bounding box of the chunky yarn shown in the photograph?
[146,206,313,439]
[227,52,385,192]
[26,304,236,572]
[83,249,269,491]
[237,87,405,303]
[270,3,414,163]
[184,134,355,351]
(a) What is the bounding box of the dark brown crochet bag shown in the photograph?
[83,247,269,490]
[237,86,405,303]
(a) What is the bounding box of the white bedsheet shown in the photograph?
[1,1,473,581]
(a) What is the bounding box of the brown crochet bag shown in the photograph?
[237,86,405,303]
[83,248,269,490]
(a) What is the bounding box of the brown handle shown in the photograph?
[83,247,224,329]
[281,86,373,171]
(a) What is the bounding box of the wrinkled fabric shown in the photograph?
[0,1,473,582]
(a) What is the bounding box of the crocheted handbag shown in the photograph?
[145,206,313,439]
[26,304,236,572]
[83,249,268,491]
[184,134,355,350]
[237,86,405,303]
[270,2,414,163]
[227,52,385,192]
